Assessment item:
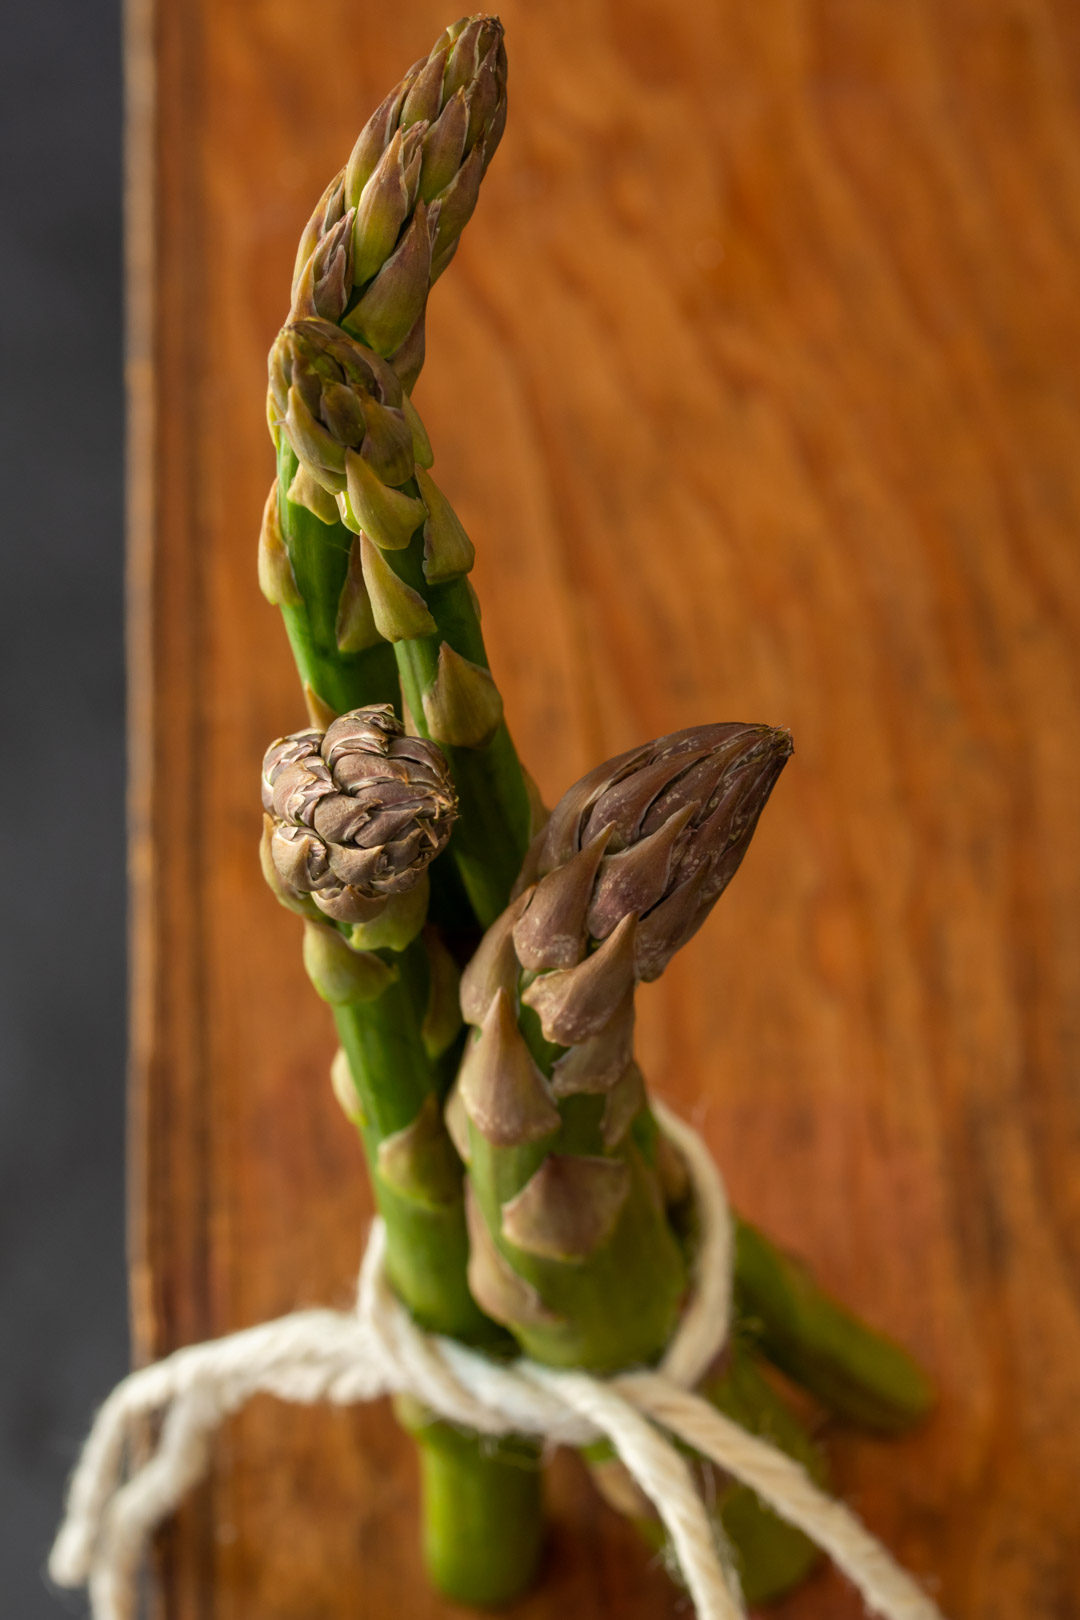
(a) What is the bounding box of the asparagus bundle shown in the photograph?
[256,14,932,1610]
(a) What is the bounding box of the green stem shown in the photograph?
[331,948,489,1341]
[398,1397,545,1608]
[329,943,544,1600]
[699,1344,826,1604]
[734,1219,935,1433]
[389,531,533,927]
[647,1097,934,1432]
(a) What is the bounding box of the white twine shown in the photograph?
[50,1102,942,1620]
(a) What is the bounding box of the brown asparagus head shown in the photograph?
[515,722,793,984]
[261,705,457,924]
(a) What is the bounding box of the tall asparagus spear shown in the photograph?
[260,17,518,788]
[258,22,544,1602]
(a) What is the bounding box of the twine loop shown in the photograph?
[50,1104,942,1620]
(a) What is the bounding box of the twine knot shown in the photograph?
[50,1105,942,1620]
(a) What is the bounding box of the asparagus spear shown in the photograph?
[455,722,796,1357]
[452,721,827,1599]
[261,15,528,918]
[261,708,543,1604]
[257,23,543,1599]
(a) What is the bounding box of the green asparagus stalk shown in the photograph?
[261,708,476,1319]
[257,22,546,1599]
[508,718,934,1431]
[452,721,827,1599]
[262,14,528,923]
[733,1218,934,1433]
[585,1339,827,1608]
[260,707,543,1603]
[649,1116,934,1435]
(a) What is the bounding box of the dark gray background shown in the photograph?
[1,1,127,1611]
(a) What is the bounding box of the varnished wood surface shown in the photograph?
[129,2,1080,1615]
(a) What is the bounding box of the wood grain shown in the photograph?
[129,1,1080,1615]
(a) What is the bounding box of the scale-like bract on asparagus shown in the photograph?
[268,317,475,601]
[454,722,792,1370]
[268,318,423,533]
[262,705,457,925]
[291,15,508,388]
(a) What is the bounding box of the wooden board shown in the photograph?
[128,1,1080,1614]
